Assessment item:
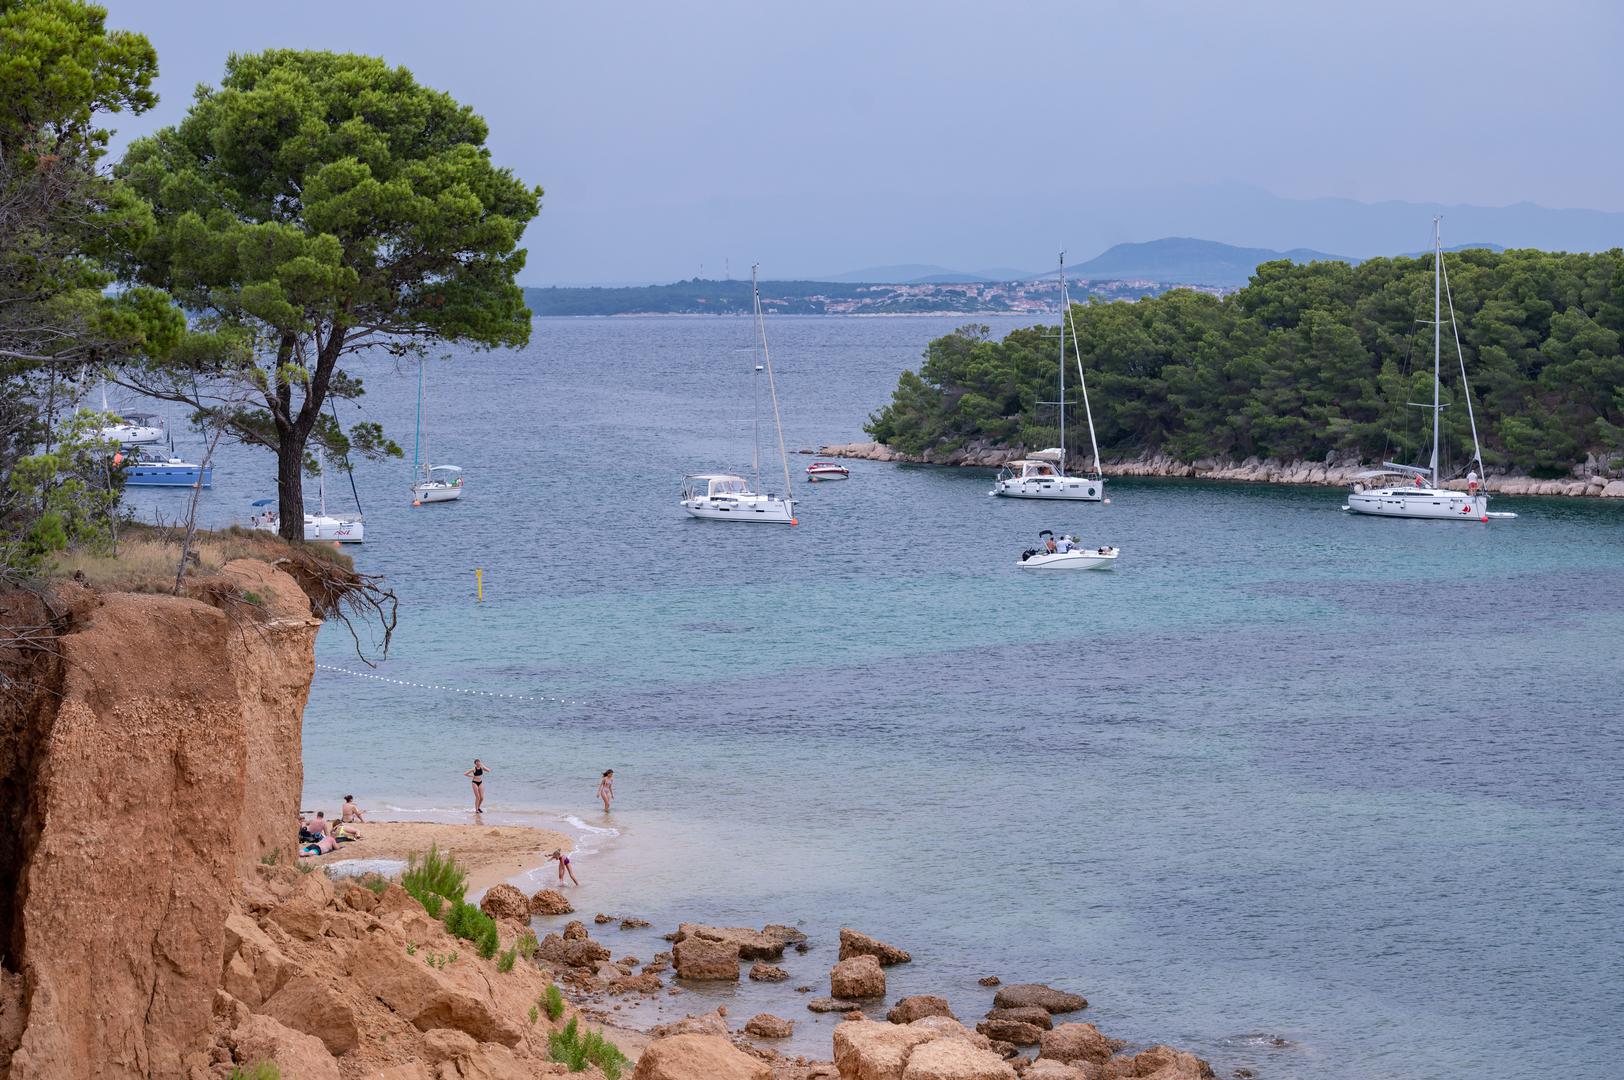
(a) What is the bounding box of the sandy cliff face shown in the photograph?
[0,560,319,1079]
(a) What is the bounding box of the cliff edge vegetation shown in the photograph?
[866,249,1624,478]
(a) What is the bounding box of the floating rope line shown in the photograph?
[315,663,588,706]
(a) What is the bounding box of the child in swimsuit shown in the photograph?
[464,759,490,814]
[597,769,614,813]
[547,848,579,887]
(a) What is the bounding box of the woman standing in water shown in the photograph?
[464,759,490,814]
[596,769,614,813]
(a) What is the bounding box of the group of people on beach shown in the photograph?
[463,759,615,815]
[298,795,367,857]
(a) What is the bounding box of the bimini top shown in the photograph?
[426,464,463,474]
[684,474,752,496]
[1001,459,1061,476]
[1027,447,1065,463]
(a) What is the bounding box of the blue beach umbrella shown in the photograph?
[250,498,276,506]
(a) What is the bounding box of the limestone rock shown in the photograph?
[839,927,911,965]
[529,888,575,915]
[674,923,787,961]
[563,919,589,941]
[261,971,360,1056]
[345,931,522,1045]
[908,1016,990,1049]
[650,1010,728,1038]
[1602,479,1624,497]
[888,995,956,1024]
[749,962,790,982]
[620,916,653,929]
[832,1018,937,1080]
[608,971,662,995]
[977,976,1001,987]
[1039,1023,1123,1065]
[228,1013,341,1080]
[763,923,809,945]
[421,1027,478,1063]
[831,954,886,999]
[1025,1062,1097,1080]
[975,1018,1042,1046]
[808,996,865,1013]
[992,984,1087,1014]
[632,1033,770,1080]
[1118,1045,1214,1079]
[673,935,741,980]
[478,883,530,923]
[536,932,611,969]
[899,1036,1018,1080]
[745,1013,795,1038]
[984,1006,1051,1030]
[221,912,291,1007]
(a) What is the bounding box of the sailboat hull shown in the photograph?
[412,483,462,503]
[1345,488,1489,520]
[682,495,795,523]
[993,477,1104,501]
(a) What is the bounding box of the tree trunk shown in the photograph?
[276,424,305,543]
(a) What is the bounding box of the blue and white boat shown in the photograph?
[122,455,213,488]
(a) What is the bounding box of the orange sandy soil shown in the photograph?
[318,820,573,893]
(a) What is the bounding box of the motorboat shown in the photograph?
[993,450,1105,500]
[680,265,798,524]
[409,361,464,505]
[1345,219,1514,523]
[412,464,463,504]
[681,474,795,523]
[992,253,1106,502]
[806,461,850,481]
[1018,531,1118,570]
[248,472,364,543]
[121,454,212,488]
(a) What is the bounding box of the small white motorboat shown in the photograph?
[250,509,365,543]
[806,461,850,481]
[681,473,795,524]
[1017,531,1118,570]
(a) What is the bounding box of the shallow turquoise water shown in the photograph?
[124,315,1624,1079]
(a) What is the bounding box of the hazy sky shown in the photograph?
[101,0,1623,282]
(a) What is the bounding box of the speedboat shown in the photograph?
[411,464,463,504]
[806,462,850,481]
[993,451,1104,501]
[681,474,795,524]
[1018,531,1118,570]
[122,454,212,488]
[99,411,165,446]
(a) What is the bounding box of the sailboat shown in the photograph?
[1345,219,1515,522]
[680,265,797,524]
[410,362,463,505]
[95,384,165,445]
[249,472,364,542]
[992,253,1105,501]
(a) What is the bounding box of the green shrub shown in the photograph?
[516,929,539,959]
[229,1064,281,1080]
[497,944,518,973]
[259,849,280,866]
[361,874,390,895]
[543,982,565,1021]
[441,898,500,959]
[547,1017,628,1079]
[402,845,467,911]
[529,1003,539,1025]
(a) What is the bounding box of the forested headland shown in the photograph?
[865,250,1624,477]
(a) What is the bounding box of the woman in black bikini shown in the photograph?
[464,759,490,813]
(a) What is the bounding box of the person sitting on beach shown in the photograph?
[547,848,580,887]
[310,811,330,839]
[341,795,366,823]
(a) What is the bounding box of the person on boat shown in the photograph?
[1467,469,1480,495]
[597,769,615,813]
[342,795,366,823]
[1055,534,1074,553]
[1414,474,1424,488]
[547,848,580,887]
[1044,534,1057,554]
[464,759,489,814]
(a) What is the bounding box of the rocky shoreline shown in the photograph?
[813,442,1624,499]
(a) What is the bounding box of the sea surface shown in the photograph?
[121,315,1624,1080]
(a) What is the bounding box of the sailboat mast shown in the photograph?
[1057,253,1067,477]
[413,360,424,482]
[1068,304,1102,479]
[751,271,764,491]
[754,265,795,503]
[1431,217,1441,489]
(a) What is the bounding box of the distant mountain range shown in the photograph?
[816,237,1512,288]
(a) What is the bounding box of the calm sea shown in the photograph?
[122,315,1624,1080]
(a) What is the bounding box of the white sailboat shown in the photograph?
[96,384,164,445]
[993,253,1105,501]
[410,362,463,505]
[1345,219,1515,522]
[681,265,797,524]
[250,472,364,543]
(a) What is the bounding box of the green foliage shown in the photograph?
[516,929,539,960]
[529,1003,539,1025]
[227,1064,280,1080]
[115,48,542,540]
[260,848,280,866]
[547,1017,628,1079]
[866,249,1624,476]
[360,874,390,895]
[543,982,565,1021]
[401,844,467,910]
[497,943,518,973]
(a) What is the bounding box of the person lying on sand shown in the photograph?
[547,848,579,887]
[300,833,336,858]
[341,795,366,823]
[332,821,361,843]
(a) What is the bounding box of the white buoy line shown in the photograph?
[314,662,588,706]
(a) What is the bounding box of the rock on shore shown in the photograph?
[840,928,912,966]
[817,441,1624,498]
[831,954,887,999]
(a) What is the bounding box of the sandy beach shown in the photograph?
[318,819,574,893]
